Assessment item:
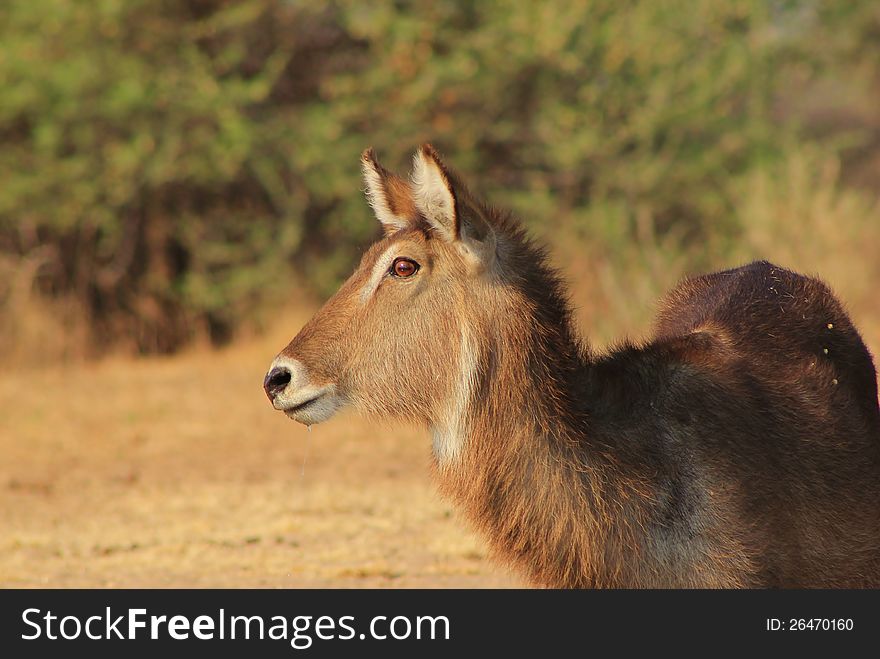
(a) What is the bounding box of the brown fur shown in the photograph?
[362,148,418,224]
[267,146,880,588]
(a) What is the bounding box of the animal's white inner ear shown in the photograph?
[362,152,409,234]
[411,149,458,241]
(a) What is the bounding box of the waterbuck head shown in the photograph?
[263,145,511,454]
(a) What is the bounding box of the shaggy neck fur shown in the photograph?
[429,217,653,588]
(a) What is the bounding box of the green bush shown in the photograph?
[0,0,876,357]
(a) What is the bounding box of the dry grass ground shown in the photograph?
[0,308,517,588]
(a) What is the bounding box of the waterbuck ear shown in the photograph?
[361,148,416,235]
[410,144,459,241]
[411,144,496,266]
[457,203,497,269]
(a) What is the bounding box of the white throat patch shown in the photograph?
[431,325,478,464]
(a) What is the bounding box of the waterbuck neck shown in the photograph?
[428,248,638,587]
[428,233,590,465]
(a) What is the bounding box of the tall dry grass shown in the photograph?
[0,250,89,366]
[553,149,880,364]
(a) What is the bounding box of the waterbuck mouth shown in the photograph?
[272,383,342,426]
[282,394,322,417]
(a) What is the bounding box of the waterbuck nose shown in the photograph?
[263,366,292,401]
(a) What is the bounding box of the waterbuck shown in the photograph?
[264,145,880,588]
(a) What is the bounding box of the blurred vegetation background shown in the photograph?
[1,0,878,362]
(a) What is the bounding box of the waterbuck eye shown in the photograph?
[390,257,419,278]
